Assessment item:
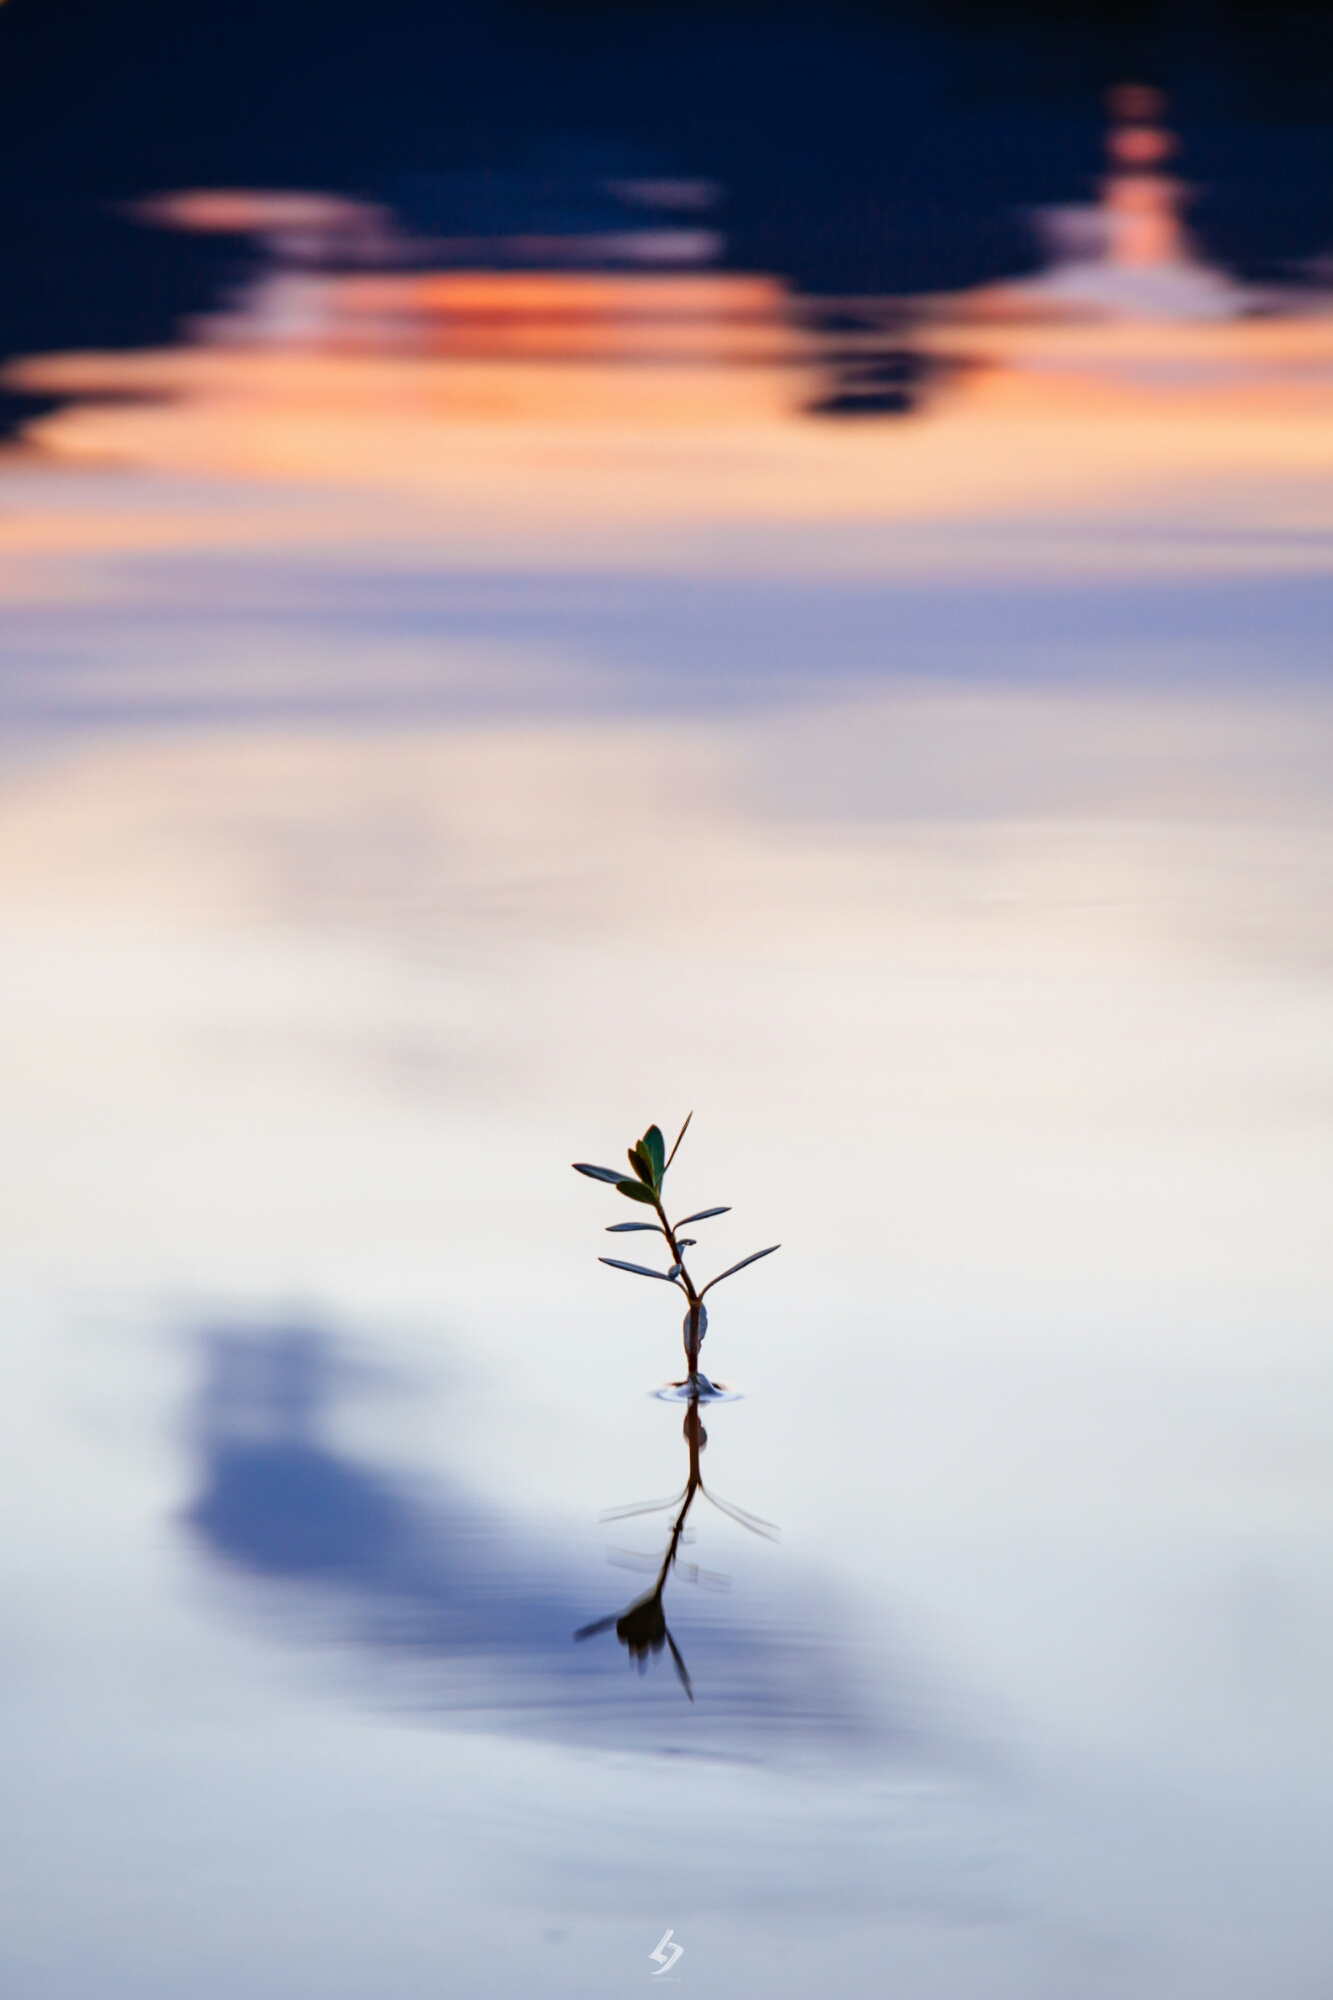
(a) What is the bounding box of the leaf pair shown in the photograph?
[629,1124,667,1192]
[573,1112,692,1209]
[598,1242,780,1293]
[572,1159,657,1207]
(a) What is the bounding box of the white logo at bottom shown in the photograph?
[650,1928,684,1976]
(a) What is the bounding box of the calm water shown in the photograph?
[3,118,1333,1993]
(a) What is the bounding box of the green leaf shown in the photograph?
[627,1146,656,1188]
[605,1222,663,1234]
[573,1162,629,1184]
[641,1125,666,1184]
[616,1178,658,1206]
[673,1206,729,1227]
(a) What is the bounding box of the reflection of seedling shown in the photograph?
[575,1388,777,1698]
[572,1114,779,1383]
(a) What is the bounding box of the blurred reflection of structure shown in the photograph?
[1101,85,1187,270]
[130,179,924,412]
[575,1381,776,1700]
[228,271,795,365]
[889,82,1333,414]
[135,173,799,368]
[28,87,1332,443]
[947,84,1254,325]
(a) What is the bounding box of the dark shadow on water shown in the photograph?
[189,1330,406,1579]
[184,1323,922,1763]
[194,1440,405,1579]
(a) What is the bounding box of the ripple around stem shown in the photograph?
[652,1374,742,1403]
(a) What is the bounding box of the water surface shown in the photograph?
[2,274,1333,1998]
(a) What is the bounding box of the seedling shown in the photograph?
[572,1114,779,1384]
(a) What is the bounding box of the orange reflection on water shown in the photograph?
[6,301,1333,571]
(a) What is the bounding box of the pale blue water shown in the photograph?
[1,445,1332,1998]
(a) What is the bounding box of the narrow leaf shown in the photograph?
[574,1614,618,1641]
[599,1257,682,1284]
[673,1206,730,1227]
[700,1244,780,1296]
[702,1489,781,1541]
[664,1625,694,1700]
[627,1147,656,1188]
[605,1222,663,1234]
[641,1124,666,1183]
[601,1491,687,1523]
[574,1162,628,1184]
[664,1111,693,1174]
[616,1179,658,1206]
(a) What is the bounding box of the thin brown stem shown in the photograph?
[663,1110,693,1174]
[652,1193,704,1378]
